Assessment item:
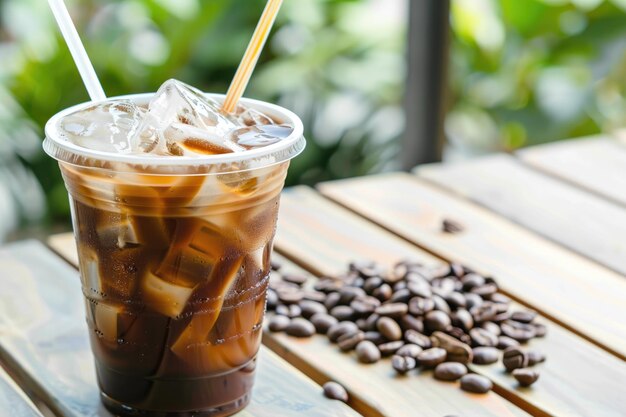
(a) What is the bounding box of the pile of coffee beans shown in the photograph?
[267,259,545,394]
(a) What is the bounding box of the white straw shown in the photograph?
[47,0,106,101]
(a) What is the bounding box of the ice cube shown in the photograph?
[132,79,238,155]
[96,216,139,249]
[141,269,196,318]
[230,124,293,149]
[59,100,144,153]
[78,246,104,297]
[170,256,244,357]
[94,303,125,342]
[234,108,275,126]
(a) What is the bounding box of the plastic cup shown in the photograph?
[43,93,305,416]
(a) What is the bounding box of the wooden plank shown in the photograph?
[1,240,360,417]
[417,154,626,276]
[275,187,626,417]
[0,366,43,417]
[318,174,626,360]
[50,233,527,417]
[518,137,626,207]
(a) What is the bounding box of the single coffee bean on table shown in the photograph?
[327,321,359,343]
[442,218,464,234]
[472,347,500,365]
[299,300,327,318]
[286,318,316,337]
[378,340,405,357]
[431,331,473,364]
[404,329,432,349]
[417,347,447,368]
[527,350,546,366]
[512,368,540,387]
[425,310,452,332]
[337,331,365,352]
[377,316,403,341]
[434,362,468,381]
[356,340,381,364]
[282,273,308,286]
[396,343,423,359]
[268,314,290,332]
[392,355,417,374]
[323,381,349,402]
[310,313,338,334]
[503,347,529,372]
[460,374,493,394]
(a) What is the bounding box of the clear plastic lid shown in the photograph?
[43,93,305,175]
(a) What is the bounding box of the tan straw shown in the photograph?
[221,0,284,113]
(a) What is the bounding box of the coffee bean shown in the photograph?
[330,305,355,322]
[527,350,546,366]
[363,313,380,331]
[470,302,498,323]
[425,310,451,332]
[472,347,500,365]
[432,295,452,315]
[431,331,473,364]
[464,293,483,310]
[390,288,412,303]
[286,318,316,337]
[314,279,343,294]
[431,277,457,296]
[363,276,384,293]
[323,381,348,402]
[497,336,520,350]
[452,309,474,332]
[356,340,381,364]
[393,281,407,292]
[363,331,386,345]
[339,287,366,304]
[270,258,282,271]
[512,368,540,387]
[480,321,501,336]
[400,314,424,333]
[324,292,341,310]
[328,321,359,343]
[372,284,393,301]
[350,296,380,316]
[338,331,365,351]
[510,310,537,324]
[407,280,432,298]
[470,283,498,297]
[310,313,338,334]
[449,263,466,278]
[461,273,485,291]
[301,290,327,303]
[442,218,464,234]
[408,297,435,316]
[392,355,417,374]
[534,323,547,337]
[445,326,472,346]
[278,289,304,304]
[299,300,328,319]
[377,317,403,341]
[378,340,405,356]
[404,329,432,349]
[375,303,408,318]
[488,292,511,305]
[266,288,279,310]
[460,374,492,394]
[417,347,447,367]
[350,261,384,279]
[268,314,291,332]
[355,318,368,331]
[282,273,308,286]
[444,292,467,310]
[503,347,529,372]
[276,303,302,318]
[470,328,498,347]
[434,362,467,381]
[493,311,511,323]
[396,343,423,358]
[501,321,536,343]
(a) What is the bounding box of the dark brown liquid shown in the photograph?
[62,162,288,415]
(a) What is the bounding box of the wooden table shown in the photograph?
[1,135,625,417]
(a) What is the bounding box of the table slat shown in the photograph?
[0,366,43,417]
[1,240,360,417]
[318,174,626,360]
[519,137,626,207]
[276,188,626,417]
[417,154,626,276]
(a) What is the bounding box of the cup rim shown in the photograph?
[44,92,305,169]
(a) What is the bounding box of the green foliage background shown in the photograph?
[0,0,625,239]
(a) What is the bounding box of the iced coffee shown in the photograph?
[43,80,305,416]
